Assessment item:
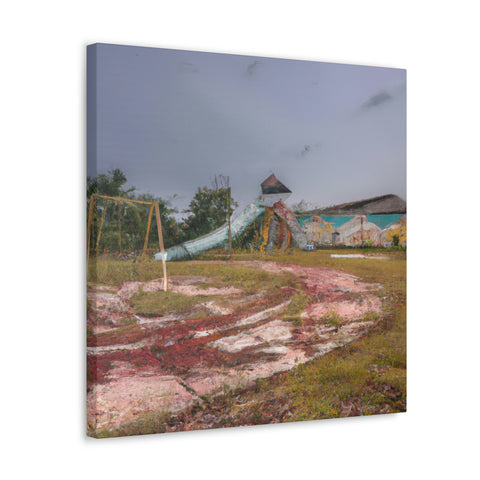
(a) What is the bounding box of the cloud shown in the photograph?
[301,144,311,156]
[299,142,321,158]
[361,91,393,110]
[178,62,198,74]
[246,60,261,76]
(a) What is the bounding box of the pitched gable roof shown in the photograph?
[306,194,406,215]
[260,174,292,195]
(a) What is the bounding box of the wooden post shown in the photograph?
[96,204,107,254]
[118,203,122,253]
[86,194,96,259]
[142,204,154,256]
[155,203,168,291]
[227,185,232,258]
[360,216,364,248]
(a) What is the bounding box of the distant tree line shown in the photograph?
[87,169,236,255]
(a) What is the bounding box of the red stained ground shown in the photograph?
[87,261,384,433]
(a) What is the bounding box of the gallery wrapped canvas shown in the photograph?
[87,43,406,438]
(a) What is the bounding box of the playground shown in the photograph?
[86,173,406,437]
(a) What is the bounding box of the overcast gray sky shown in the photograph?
[88,43,406,213]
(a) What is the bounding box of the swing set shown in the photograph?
[87,193,168,291]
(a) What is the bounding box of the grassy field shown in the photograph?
[88,247,406,436]
[88,254,296,292]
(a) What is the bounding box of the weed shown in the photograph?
[283,315,303,327]
[150,346,165,360]
[117,317,138,325]
[252,407,264,425]
[282,292,309,321]
[86,325,94,340]
[131,291,207,317]
[92,410,170,438]
[187,308,214,320]
[358,311,381,323]
[91,323,145,347]
[322,311,344,327]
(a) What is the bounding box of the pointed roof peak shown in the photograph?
[261,173,292,194]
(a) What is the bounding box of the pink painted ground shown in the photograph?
[87,261,383,434]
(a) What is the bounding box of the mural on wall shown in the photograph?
[298,213,406,247]
[377,215,407,247]
[298,197,406,247]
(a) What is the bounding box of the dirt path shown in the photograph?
[87,261,383,434]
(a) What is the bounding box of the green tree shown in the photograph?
[87,169,181,253]
[87,169,135,254]
[87,168,135,199]
[135,193,183,249]
[182,175,238,241]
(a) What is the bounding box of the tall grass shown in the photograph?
[88,255,296,294]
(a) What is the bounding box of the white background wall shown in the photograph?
[1,1,479,479]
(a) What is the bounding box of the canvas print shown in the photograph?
[87,43,406,438]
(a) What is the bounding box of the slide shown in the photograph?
[155,202,265,262]
[272,201,308,249]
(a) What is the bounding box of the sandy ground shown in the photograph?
[87,261,383,434]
